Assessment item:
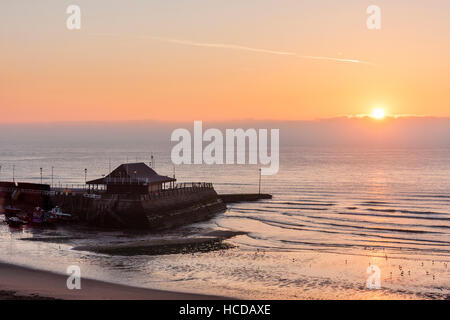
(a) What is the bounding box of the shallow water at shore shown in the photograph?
[0,146,449,299]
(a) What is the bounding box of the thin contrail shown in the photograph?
[92,33,374,65]
[146,36,296,56]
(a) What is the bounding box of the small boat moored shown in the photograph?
[5,216,27,227]
[4,205,22,216]
[45,206,73,223]
[28,207,46,225]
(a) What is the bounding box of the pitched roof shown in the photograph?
[87,163,176,185]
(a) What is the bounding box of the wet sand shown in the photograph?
[0,262,228,300]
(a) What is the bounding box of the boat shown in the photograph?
[28,207,46,225]
[6,216,27,227]
[4,206,22,216]
[45,206,72,223]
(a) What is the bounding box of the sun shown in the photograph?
[371,108,386,119]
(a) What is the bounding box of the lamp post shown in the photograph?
[51,166,54,188]
[258,168,262,195]
[13,165,15,183]
[84,168,88,192]
[40,167,43,184]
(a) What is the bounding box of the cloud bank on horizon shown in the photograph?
[1,117,450,148]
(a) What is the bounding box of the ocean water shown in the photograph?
[0,144,449,299]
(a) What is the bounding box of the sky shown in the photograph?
[1,0,450,123]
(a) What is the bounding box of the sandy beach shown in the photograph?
[0,262,226,300]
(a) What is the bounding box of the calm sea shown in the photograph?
[1,143,449,299]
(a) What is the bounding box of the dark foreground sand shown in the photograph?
[0,263,227,300]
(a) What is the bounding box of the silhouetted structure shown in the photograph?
[87,163,176,194]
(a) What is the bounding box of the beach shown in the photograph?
[0,262,225,300]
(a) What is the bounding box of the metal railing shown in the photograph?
[89,177,174,185]
[174,182,213,189]
[143,182,214,200]
[1,182,214,199]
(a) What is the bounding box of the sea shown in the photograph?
[0,142,449,299]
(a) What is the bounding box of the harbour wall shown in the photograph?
[218,193,272,204]
[51,187,226,229]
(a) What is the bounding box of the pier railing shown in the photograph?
[0,182,213,200]
[144,182,214,200]
[174,182,213,189]
[47,182,214,199]
[89,177,173,185]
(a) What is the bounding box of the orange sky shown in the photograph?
[1,0,450,123]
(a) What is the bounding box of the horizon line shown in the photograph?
[0,115,448,126]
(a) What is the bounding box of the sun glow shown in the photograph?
[371,108,386,119]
